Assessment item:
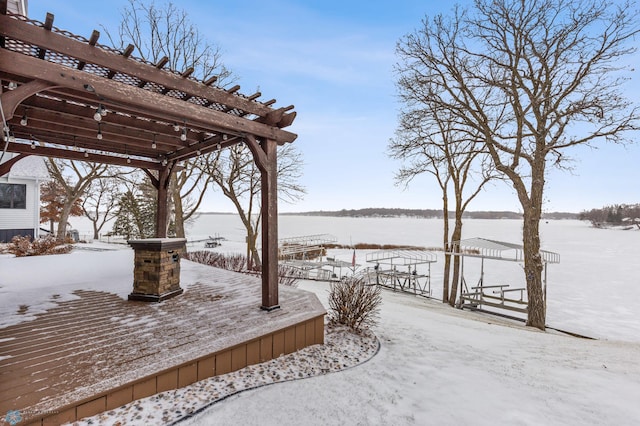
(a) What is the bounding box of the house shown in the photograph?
[6,0,26,15]
[0,153,48,242]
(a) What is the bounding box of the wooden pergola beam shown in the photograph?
[5,140,160,169]
[0,152,30,176]
[0,15,278,120]
[0,50,296,144]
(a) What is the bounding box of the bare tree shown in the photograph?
[82,177,122,240]
[396,0,639,329]
[389,105,493,305]
[45,159,113,240]
[202,142,305,270]
[105,0,233,237]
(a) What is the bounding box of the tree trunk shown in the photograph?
[56,199,75,240]
[442,196,450,304]
[523,165,546,329]
[448,215,463,307]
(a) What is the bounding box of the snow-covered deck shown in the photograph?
[0,250,326,424]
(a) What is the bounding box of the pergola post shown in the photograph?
[246,136,279,310]
[143,165,171,238]
[260,138,279,310]
[155,165,170,238]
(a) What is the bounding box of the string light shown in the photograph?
[93,104,104,121]
[180,127,187,142]
[127,155,131,164]
[84,151,89,158]
[30,140,36,149]
[152,134,157,149]
[222,134,228,141]
[173,123,180,132]
[20,113,28,126]
[97,123,103,140]
[217,142,221,150]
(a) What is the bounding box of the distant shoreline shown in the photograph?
[197,208,578,220]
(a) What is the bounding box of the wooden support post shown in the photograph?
[246,135,279,310]
[156,166,170,238]
[143,165,172,238]
[261,138,279,310]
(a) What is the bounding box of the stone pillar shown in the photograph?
[127,238,186,302]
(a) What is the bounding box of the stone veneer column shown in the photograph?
[127,238,187,302]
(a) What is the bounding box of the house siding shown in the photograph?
[0,177,40,243]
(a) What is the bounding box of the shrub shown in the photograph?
[8,235,72,257]
[184,251,300,287]
[183,251,246,272]
[328,276,382,332]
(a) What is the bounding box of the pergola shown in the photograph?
[0,2,297,310]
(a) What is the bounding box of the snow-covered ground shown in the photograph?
[184,280,640,426]
[2,218,639,425]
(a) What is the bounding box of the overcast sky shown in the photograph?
[28,0,639,213]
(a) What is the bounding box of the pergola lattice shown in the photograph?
[0,2,297,309]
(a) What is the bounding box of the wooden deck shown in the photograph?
[0,258,325,425]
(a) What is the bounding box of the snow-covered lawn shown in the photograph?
[181,280,640,426]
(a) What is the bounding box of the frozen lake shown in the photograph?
[70,214,640,342]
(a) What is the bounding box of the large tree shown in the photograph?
[45,159,113,240]
[40,179,83,235]
[396,0,639,329]
[106,0,233,237]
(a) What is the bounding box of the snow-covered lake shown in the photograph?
[69,214,639,342]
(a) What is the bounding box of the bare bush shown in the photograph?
[184,251,299,287]
[328,276,382,332]
[183,251,246,272]
[277,264,301,287]
[8,235,73,257]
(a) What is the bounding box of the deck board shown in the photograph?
[0,259,325,424]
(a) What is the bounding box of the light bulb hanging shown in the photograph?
[97,123,103,140]
[93,104,104,121]
[20,113,28,126]
[180,127,187,142]
[152,134,157,149]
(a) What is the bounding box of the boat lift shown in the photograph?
[364,249,437,297]
[279,234,344,280]
[448,237,560,317]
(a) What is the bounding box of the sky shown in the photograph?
[26,0,640,214]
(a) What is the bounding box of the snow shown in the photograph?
[0,245,133,328]
[179,283,640,426]
[1,221,640,425]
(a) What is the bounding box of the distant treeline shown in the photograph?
[579,203,640,227]
[281,208,578,220]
